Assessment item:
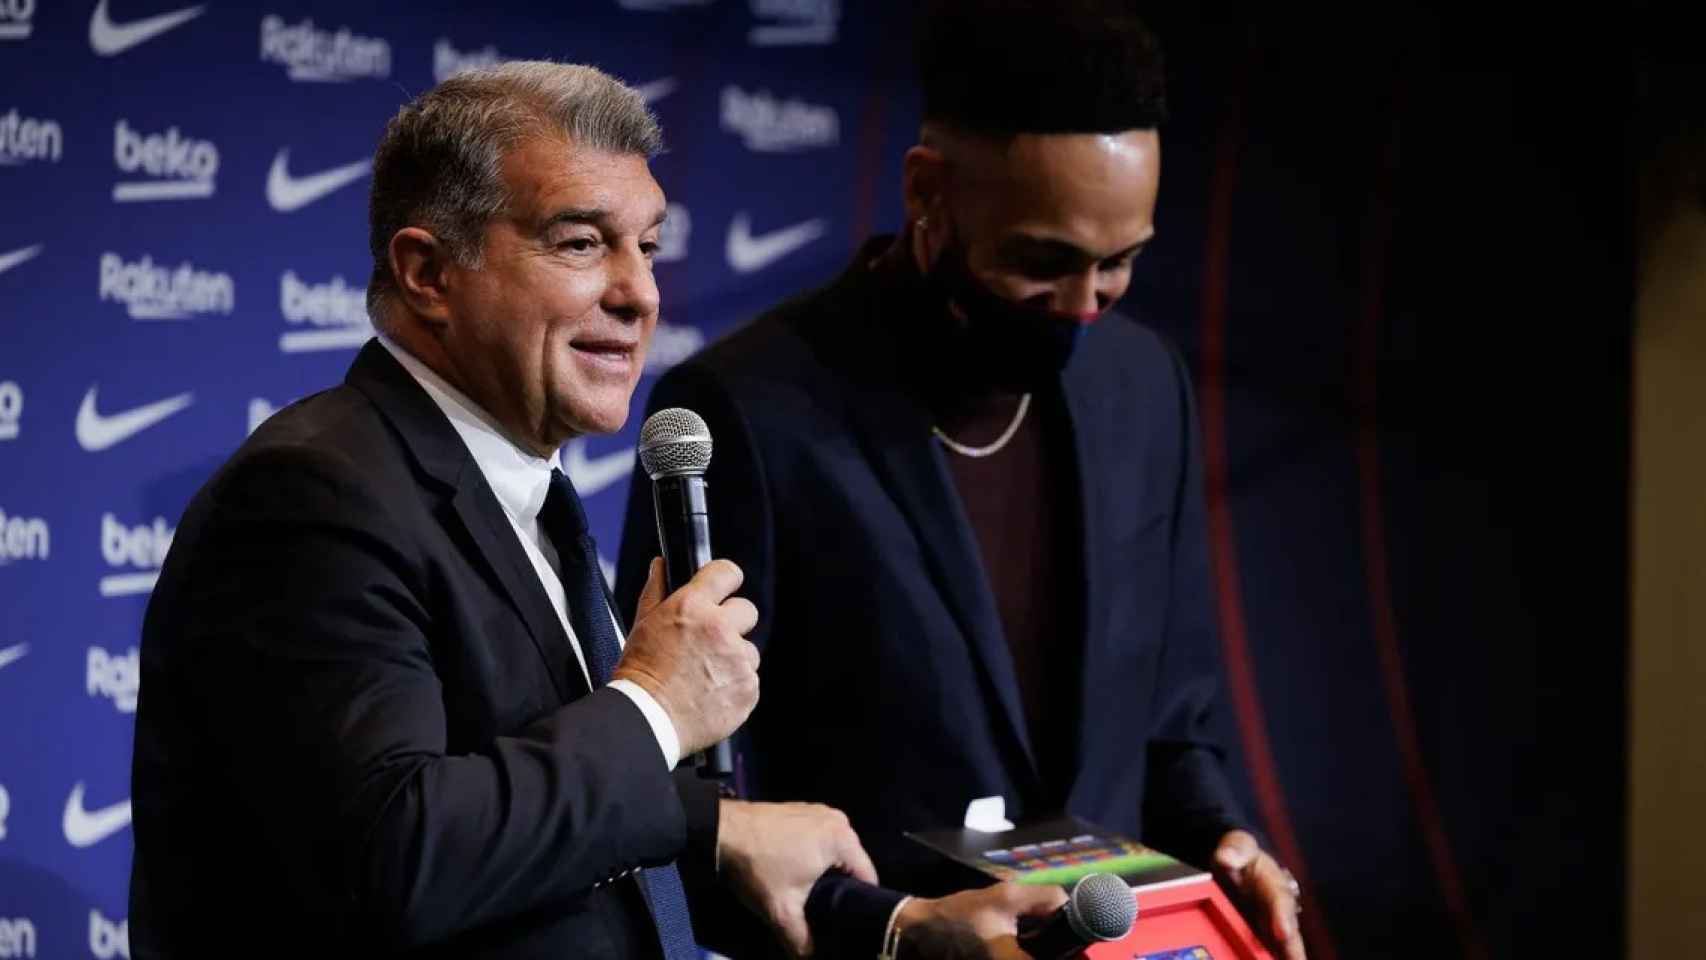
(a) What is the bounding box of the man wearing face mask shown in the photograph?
[617,2,1307,958]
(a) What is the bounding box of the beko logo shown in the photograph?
[0,507,49,563]
[279,271,371,352]
[749,0,838,46]
[0,380,20,440]
[720,86,838,152]
[88,646,140,713]
[0,108,62,165]
[89,911,129,960]
[0,915,35,959]
[433,37,503,83]
[260,15,392,82]
[0,0,33,41]
[100,513,174,597]
[99,252,234,320]
[112,119,218,202]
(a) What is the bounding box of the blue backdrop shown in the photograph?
[0,4,1633,960]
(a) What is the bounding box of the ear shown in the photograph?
[387,227,453,327]
[902,143,949,226]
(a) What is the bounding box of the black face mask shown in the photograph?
[923,242,1093,394]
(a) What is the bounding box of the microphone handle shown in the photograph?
[652,473,735,779]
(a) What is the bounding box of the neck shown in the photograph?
[383,318,561,459]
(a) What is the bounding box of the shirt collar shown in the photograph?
[377,335,560,528]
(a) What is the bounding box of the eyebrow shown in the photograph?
[540,207,669,233]
[1004,233,1151,264]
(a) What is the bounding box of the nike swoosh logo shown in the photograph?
[63,782,132,848]
[0,244,43,277]
[76,387,194,452]
[725,213,826,274]
[565,439,636,498]
[89,0,204,57]
[266,150,371,213]
[0,643,27,671]
[634,76,676,104]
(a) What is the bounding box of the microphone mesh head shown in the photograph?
[1065,873,1137,942]
[638,407,713,479]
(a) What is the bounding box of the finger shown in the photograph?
[633,558,666,620]
[1246,856,1302,953]
[999,881,1069,918]
[683,558,745,604]
[774,908,811,959]
[721,596,760,636]
[829,818,880,885]
[1213,830,1260,877]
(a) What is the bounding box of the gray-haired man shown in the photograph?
[132,60,1042,960]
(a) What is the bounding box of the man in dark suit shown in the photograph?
[618,4,1307,958]
[130,62,918,960]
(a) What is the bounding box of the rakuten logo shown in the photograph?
[433,37,503,83]
[0,0,34,41]
[112,119,218,202]
[0,507,49,564]
[749,0,837,46]
[720,86,838,152]
[0,915,36,959]
[0,381,21,440]
[89,911,128,960]
[278,271,371,353]
[0,107,62,165]
[88,646,140,714]
[260,15,391,82]
[99,252,234,320]
[99,513,173,598]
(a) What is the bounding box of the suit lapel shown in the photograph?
[1060,361,1106,796]
[820,259,1041,788]
[345,340,588,703]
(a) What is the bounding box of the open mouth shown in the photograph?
[570,337,637,373]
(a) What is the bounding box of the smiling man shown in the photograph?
[129,62,889,960]
[618,3,1308,958]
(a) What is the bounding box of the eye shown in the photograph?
[555,234,602,253]
[639,240,661,260]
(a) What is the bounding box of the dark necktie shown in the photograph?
[539,467,698,960]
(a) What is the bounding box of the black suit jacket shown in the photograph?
[617,240,1250,897]
[130,342,722,959]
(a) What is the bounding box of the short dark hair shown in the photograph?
[917,0,1167,137]
[365,61,662,324]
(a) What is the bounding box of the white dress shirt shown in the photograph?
[379,336,681,769]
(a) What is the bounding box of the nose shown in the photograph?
[1055,270,1100,318]
[603,242,659,324]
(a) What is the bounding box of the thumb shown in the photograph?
[634,557,666,621]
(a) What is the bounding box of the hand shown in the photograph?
[614,558,760,755]
[717,799,879,957]
[1213,830,1306,960]
[898,882,1068,960]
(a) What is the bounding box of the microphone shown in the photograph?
[637,407,733,779]
[1017,873,1137,959]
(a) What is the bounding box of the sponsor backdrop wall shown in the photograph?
[1,4,1633,960]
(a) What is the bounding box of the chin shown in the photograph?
[560,397,631,438]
